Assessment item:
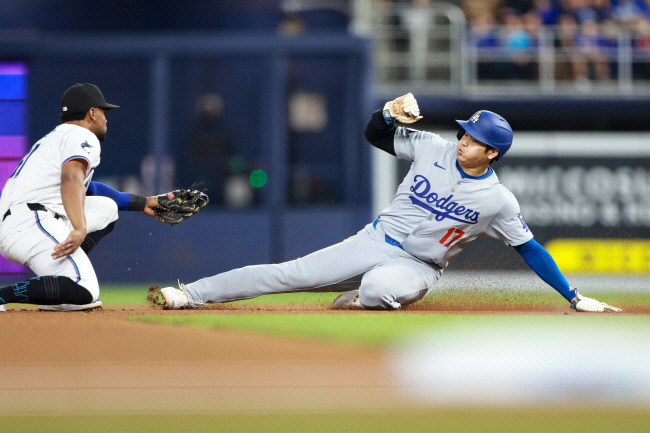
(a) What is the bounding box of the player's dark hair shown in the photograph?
[60,110,88,123]
[459,128,499,164]
[485,147,498,164]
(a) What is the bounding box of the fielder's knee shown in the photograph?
[86,196,119,230]
[100,196,119,226]
[56,276,94,305]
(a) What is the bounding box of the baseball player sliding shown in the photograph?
[0,83,207,312]
[159,93,621,313]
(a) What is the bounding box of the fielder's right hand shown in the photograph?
[571,291,622,312]
[383,93,423,124]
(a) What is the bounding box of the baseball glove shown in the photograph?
[154,188,209,225]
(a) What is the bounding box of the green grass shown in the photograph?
[100,283,650,350]
[98,283,650,307]
[4,409,650,433]
[132,312,650,348]
[423,288,650,307]
[97,284,153,304]
[96,284,341,305]
[107,284,650,350]
[6,284,650,432]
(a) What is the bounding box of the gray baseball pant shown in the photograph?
[184,221,443,309]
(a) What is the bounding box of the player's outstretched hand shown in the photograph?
[383,93,423,124]
[571,291,622,312]
[152,188,209,225]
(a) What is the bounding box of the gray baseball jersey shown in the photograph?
[183,125,532,310]
[380,127,533,267]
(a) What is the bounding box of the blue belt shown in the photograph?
[373,219,403,250]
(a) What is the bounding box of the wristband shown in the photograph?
[382,103,395,125]
[127,195,147,211]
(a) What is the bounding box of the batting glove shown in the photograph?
[570,290,622,312]
[383,93,423,124]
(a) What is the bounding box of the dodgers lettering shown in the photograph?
[409,175,479,223]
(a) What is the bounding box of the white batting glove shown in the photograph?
[383,93,423,124]
[570,290,622,312]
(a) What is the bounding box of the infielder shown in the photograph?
[0,83,207,312]
[160,93,621,313]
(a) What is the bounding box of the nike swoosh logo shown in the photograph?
[434,162,446,170]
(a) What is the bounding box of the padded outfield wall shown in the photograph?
[1,31,649,282]
[0,32,373,282]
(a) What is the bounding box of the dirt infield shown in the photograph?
[1,304,396,415]
[2,300,649,416]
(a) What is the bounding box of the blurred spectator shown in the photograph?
[561,0,600,23]
[499,8,537,79]
[553,13,613,86]
[532,0,563,25]
[555,13,582,80]
[277,12,307,35]
[574,18,612,82]
[469,10,501,79]
[504,0,535,14]
[500,8,533,49]
[632,17,650,77]
[397,0,650,83]
[462,0,643,83]
[182,93,241,207]
[592,0,614,22]
[523,8,544,35]
[140,153,176,196]
[610,0,649,29]
[278,0,350,34]
[463,0,501,23]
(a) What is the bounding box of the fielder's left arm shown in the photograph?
[514,238,621,312]
[86,181,148,211]
[86,181,208,225]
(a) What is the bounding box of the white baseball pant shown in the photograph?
[0,196,118,300]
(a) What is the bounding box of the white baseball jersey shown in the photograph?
[379,127,533,267]
[0,123,111,300]
[0,124,101,216]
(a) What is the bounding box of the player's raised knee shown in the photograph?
[359,266,429,309]
[358,290,401,309]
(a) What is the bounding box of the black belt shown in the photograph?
[2,203,62,222]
